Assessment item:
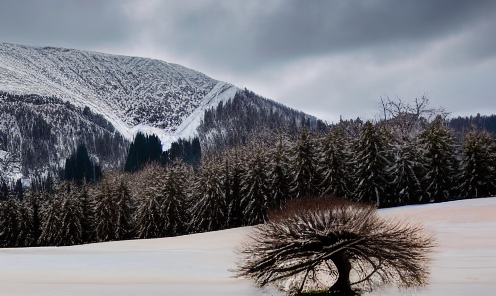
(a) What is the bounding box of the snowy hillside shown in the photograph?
[0,197,494,296]
[0,42,237,142]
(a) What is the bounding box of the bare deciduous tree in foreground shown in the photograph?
[235,197,434,295]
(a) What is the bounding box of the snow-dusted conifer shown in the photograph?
[93,177,117,241]
[352,121,390,207]
[79,183,95,243]
[419,116,459,202]
[240,145,270,225]
[134,163,188,238]
[458,127,496,198]
[387,136,424,205]
[93,174,133,241]
[189,158,226,232]
[289,128,321,199]
[39,183,84,246]
[266,137,291,210]
[318,125,352,199]
[224,154,245,228]
[0,197,33,247]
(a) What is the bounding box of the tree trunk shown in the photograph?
[330,251,353,294]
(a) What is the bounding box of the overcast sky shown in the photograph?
[1,0,495,123]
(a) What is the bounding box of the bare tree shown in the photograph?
[235,197,434,295]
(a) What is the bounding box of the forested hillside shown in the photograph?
[2,97,495,248]
[0,92,128,182]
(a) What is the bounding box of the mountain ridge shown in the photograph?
[0,42,238,144]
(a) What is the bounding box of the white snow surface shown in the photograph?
[1,197,495,296]
[0,43,238,148]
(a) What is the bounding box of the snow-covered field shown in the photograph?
[1,197,495,296]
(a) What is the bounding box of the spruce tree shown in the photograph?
[319,126,352,199]
[114,179,134,240]
[79,183,95,243]
[224,155,245,228]
[458,128,496,198]
[0,197,33,247]
[387,136,424,205]
[240,146,270,225]
[266,137,291,210]
[93,177,117,242]
[189,159,227,232]
[39,183,84,246]
[288,128,321,199]
[134,163,188,238]
[419,116,459,202]
[352,121,390,207]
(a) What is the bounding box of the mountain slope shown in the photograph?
[0,43,320,182]
[0,43,232,140]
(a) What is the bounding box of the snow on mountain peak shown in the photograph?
[0,42,238,147]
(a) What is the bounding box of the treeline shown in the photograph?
[450,113,496,138]
[2,111,495,247]
[124,132,201,173]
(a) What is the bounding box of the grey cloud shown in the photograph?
[127,0,496,73]
[0,0,131,50]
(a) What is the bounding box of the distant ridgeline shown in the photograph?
[449,113,496,138]
[197,88,327,155]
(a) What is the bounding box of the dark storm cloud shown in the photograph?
[126,0,496,72]
[0,0,131,50]
[1,0,495,122]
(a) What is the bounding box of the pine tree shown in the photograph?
[266,137,291,210]
[289,128,321,199]
[319,126,352,199]
[0,197,33,247]
[93,177,117,242]
[352,121,390,207]
[189,159,227,232]
[419,116,459,203]
[458,127,496,198]
[224,155,245,228]
[387,136,424,205]
[134,163,188,238]
[240,146,270,225]
[39,183,84,246]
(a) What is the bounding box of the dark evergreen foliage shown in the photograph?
[189,159,227,232]
[198,89,326,156]
[61,143,102,185]
[38,183,85,246]
[419,116,459,203]
[240,147,270,225]
[289,128,321,199]
[319,126,352,199]
[0,197,33,247]
[450,113,496,138]
[161,137,201,166]
[458,128,496,198]
[124,132,162,173]
[352,121,391,207]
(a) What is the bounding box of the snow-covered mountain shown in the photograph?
[0,43,238,142]
[0,43,320,183]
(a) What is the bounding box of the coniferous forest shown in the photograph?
[1,95,496,248]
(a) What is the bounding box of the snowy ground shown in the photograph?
[1,198,495,296]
